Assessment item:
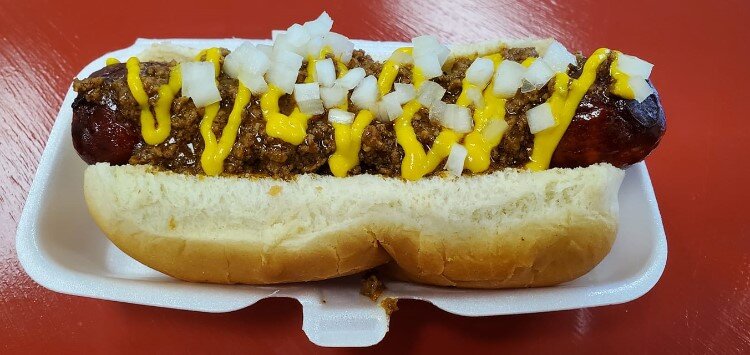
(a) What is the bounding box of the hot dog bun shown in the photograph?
[84,163,623,287]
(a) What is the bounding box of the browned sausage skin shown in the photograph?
[552,57,666,169]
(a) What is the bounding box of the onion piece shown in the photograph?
[273,33,306,56]
[527,103,556,134]
[429,100,447,123]
[266,66,298,94]
[390,49,413,65]
[617,53,654,79]
[303,12,333,37]
[417,81,447,107]
[412,35,450,66]
[414,54,443,79]
[466,86,484,109]
[465,57,494,89]
[394,83,416,104]
[482,118,509,142]
[297,99,324,115]
[324,32,354,62]
[493,60,525,98]
[444,143,467,176]
[285,23,311,48]
[272,49,304,71]
[523,59,555,89]
[257,44,273,59]
[320,84,348,108]
[336,67,366,90]
[440,104,472,133]
[294,83,320,101]
[315,58,336,87]
[629,77,654,102]
[181,61,221,108]
[374,101,390,122]
[328,108,355,125]
[381,92,404,121]
[224,42,271,80]
[238,71,269,94]
[542,41,577,73]
[350,75,378,110]
[305,36,324,57]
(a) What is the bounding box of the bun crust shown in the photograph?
[84,163,623,287]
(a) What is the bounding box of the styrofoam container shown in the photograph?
[16,39,667,347]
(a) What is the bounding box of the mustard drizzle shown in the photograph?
[120,41,622,177]
[125,57,181,145]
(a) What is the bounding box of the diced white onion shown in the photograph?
[298,99,324,115]
[315,58,336,87]
[238,71,269,94]
[286,23,311,48]
[266,66,298,94]
[303,12,333,37]
[527,103,556,134]
[390,49,413,65]
[273,33,306,56]
[381,92,404,121]
[493,60,525,98]
[320,84,348,108]
[629,77,654,102]
[375,101,390,122]
[482,118,509,142]
[412,35,450,66]
[393,83,416,104]
[267,49,304,93]
[542,41,577,73]
[324,32,354,62]
[294,83,320,101]
[305,36,324,57]
[224,42,271,81]
[524,59,555,89]
[181,62,221,108]
[466,57,494,89]
[617,53,654,79]
[417,81,447,107]
[520,80,536,93]
[328,108,355,125]
[257,44,274,59]
[414,54,443,79]
[440,104,473,133]
[272,49,304,71]
[444,143,467,176]
[336,67,366,90]
[429,100,447,122]
[350,75,378,110]
[466,86,484,109]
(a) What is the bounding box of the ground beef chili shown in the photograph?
[72,47,586,178]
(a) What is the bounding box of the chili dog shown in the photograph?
[72,13,665,288]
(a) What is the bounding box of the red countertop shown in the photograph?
[1,0,748,353]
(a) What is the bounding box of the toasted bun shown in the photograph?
[84,163,623,287]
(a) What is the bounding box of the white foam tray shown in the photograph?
[17,39,667,347]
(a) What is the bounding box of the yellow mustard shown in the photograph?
[197,47,253,176]
[526,48,611,171]
[200,84,251,176]
[105,58,120,66]
[328,110,375,177]
[125,57,181,145]
[610,51,635,100]
[463,53,508,173]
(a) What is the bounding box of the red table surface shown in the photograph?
[1,0,748,353]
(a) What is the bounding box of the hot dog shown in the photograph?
[72,12,665,288]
